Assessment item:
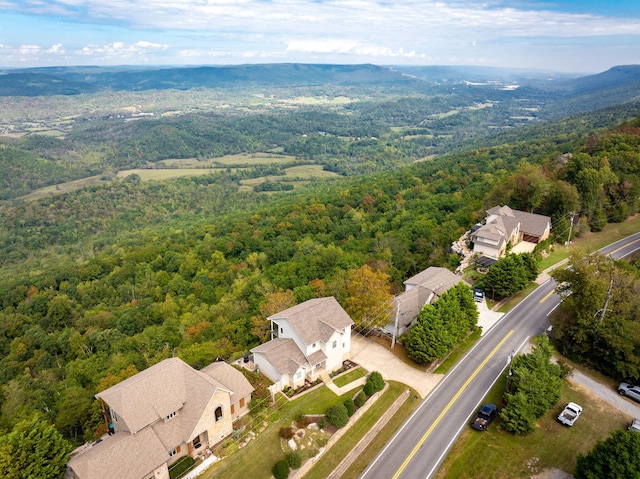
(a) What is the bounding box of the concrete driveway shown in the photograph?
[349,300,505,398]
[350,333,442,398]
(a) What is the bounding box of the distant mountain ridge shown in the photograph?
[0,63,416,96]
[1,63,640,117]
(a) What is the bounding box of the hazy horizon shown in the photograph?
[1,1,640,73]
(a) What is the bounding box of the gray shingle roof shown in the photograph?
[200,362,254,405]
[486,205,550,237]
[71,357,251,479]
[251,338,308,376]
[68,429,168,479]
[403,267,462,295]
[96,358,229,436]
[267,297,353,346]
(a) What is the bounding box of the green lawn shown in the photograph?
[435,377,631,479]
[333,367,367,388]
[304,381,418,479]
[201,384,358,479]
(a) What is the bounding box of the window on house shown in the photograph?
[231,404,235,415]
[312,342,316,348]
[169,448,177,457]
[240,398,245,408]
[215,406,223,421]
[332,340,337,349]
[166,411,177,420]
[280,327,284,334]
[193,436,201,449]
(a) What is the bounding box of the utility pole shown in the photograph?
[391,298,400,349]
[598,277,614,322]
[566,212,574,248]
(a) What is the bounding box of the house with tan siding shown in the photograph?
[67,358,253,479]
[470,205,551,260]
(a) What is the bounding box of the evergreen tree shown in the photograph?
[575,430,640,479]
[0,416,72,479]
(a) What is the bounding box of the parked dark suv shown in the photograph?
[471,403,497,431]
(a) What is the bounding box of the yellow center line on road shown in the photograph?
[540,289,555,303]
[391,329,515,479]
[608,237,640,257]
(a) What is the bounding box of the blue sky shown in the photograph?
[1,0,639,72]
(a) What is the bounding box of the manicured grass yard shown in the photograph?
[333,367,367,388]
[201,384,360,479]
[435,378,631,479]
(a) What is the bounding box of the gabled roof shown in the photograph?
[487,205,515,217]
[200,362,254,405]
[512,210,551,237]
[393,285,434,329]
[71,357,249,479]
[68,429,168,479]
[486,205,550,237]
[403,266,462,295]
[267,297,353,346]
[251,338,308,376]
[96,358,230,436]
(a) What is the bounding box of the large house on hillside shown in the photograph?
[66,358,253,479]
[251,297,353,392]
[384,266,463,339]
[470,205,551,260]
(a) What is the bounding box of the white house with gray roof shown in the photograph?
[67,358,253,479]
[471,205,551,260]
[251,297,353,391]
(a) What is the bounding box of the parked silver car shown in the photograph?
[618,383,640,402]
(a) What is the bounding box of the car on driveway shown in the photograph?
[629,418,640,432]
[473,288,485,302]
[618,383,640,402]
[471,403,497,431]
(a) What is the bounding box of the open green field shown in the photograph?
[435,375,631,479]
[21,175,109,201]
[116,168,225,181]
[157,153,297,167]
[239,165,342,192]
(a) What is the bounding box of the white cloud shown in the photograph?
[77,40,168,59]
[46,43,65,54]
[1,1,640,70]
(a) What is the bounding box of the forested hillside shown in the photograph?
[0,99,639,447]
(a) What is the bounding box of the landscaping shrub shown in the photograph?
[326,403,349,428]
[273,459,290,479]
[168,456,196,479]
[279,426,295,440]
[344,398,355,417]
[369,371,385,392]
[317,417,326,429]
[354,391,367,407]
[363,380,375,396]
[287,451,302,469]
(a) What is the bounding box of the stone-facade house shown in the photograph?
[67,358,253,479]
[471,205,551,260]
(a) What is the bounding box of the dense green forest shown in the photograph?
[1,106,639,448]
[2,56,640,454]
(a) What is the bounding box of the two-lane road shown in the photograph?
[361,233,640,479]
